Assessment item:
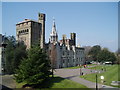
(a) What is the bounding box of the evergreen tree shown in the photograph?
[4,36,27,74]
[14,44,51,85]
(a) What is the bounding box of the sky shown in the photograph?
[1,2,118,52]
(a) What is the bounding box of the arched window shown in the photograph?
[27,29,29,32]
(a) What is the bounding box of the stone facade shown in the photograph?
[16,13,45,49]
[48,20,85,68]
[38,13,45,48]
[0,34,5,74]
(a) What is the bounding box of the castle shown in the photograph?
[16,13,85,68]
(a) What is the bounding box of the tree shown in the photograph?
[14,44,51,85]
[97,48,117,63]
[88,45,101,61]
[115,48,120,64]
[4,36,27,74]
[116,55,120,64]
[83,46,92,62]
[13,41,27,70]
[49,43,57,77]
[116,48,120,54]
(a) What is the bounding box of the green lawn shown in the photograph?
[47,76,89,88]
[80,65,119,87]
[87,64,111,70]
[65,64,97,69]
[16,76,90,89]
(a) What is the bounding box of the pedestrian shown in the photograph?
[84,65,86,68]
[82,72,83,75]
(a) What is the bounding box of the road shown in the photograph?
[54,68,119,90]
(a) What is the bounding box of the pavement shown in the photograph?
[54,67,119,90]
[0,75,16,90]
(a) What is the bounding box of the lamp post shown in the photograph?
[95,58,99,90]
[95,71,98,90]
[1,41,7,75]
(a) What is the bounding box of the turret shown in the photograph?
[70,33,76,46]
[38,13,45,48]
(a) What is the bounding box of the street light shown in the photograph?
[95,71,98,90]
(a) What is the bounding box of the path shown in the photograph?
[0,75,16,90]
[54,68,119,90]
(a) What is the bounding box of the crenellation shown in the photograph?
[16,13,45,49]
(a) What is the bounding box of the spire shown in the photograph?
[53,17,55,27]
[50,18,58,43]
[51,18,57,36]
[52,18,56,35]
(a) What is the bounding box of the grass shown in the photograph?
[16,76,90,89]
[16,81,26,88]
[64,64,97,69]
[87,64,111,70]
[80,65,119,87]
[47,76,88,88]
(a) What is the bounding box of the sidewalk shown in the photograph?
[1,75,16,89]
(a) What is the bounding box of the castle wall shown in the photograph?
[16,15,44,49]
[16,21,31,49]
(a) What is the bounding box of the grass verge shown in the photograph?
[16,76,90,89]
[80,65,119,87]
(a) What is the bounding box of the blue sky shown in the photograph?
[2,2,118,52]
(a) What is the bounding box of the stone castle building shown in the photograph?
[16,13,45,49]
[48,20,85,68]
[0,34,6,74]
[16,13,85,68]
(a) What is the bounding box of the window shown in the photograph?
[63,52,64,55]
[27,29,29,32]
[68,52,69,55]
[66,47,67,50]
[63,60,64,63]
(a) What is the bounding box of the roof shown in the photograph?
[16,19,40,25]
[76,47,85,50]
